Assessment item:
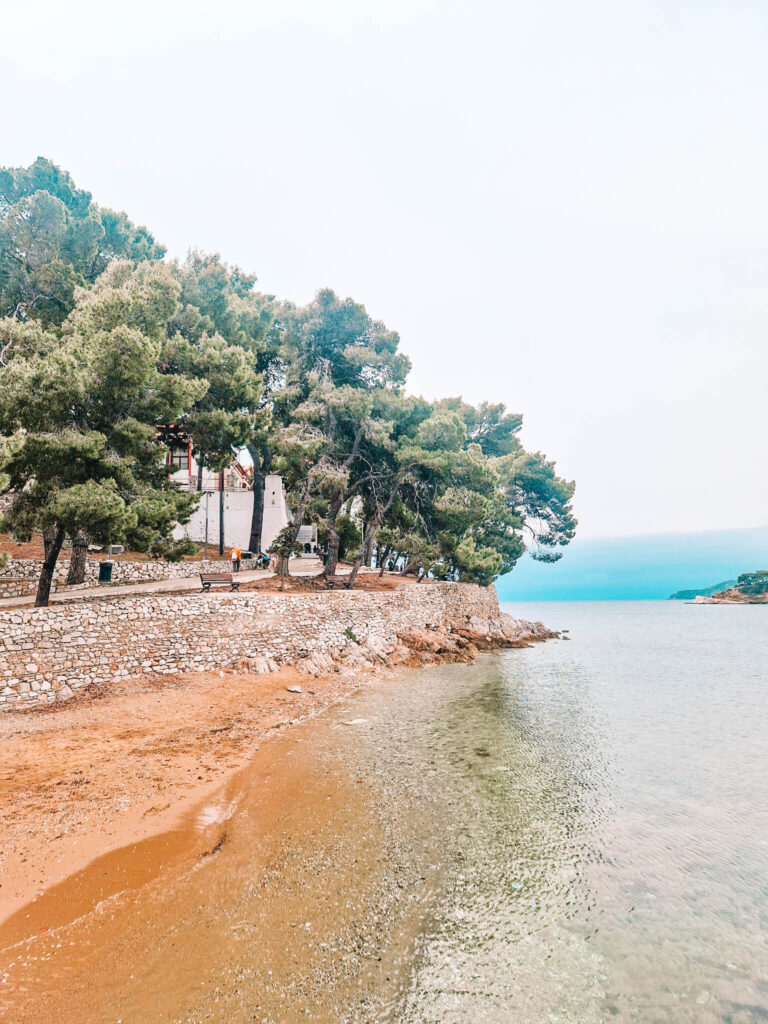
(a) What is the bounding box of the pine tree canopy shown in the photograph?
[0,158,576,602]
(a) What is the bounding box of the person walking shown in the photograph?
[231,546,241,573]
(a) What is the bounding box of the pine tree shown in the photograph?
[0,261,207,605]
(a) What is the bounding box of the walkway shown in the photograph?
[0,561,375,610]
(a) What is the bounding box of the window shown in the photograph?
[169,446,188,470]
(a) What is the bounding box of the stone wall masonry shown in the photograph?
[0,558,235,591]
[0,578,92,599]
[0,583,502,709]
[0,578,39,599]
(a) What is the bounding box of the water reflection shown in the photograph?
[388,602,768,1023]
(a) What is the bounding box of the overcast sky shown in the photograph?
[3,0,767,537]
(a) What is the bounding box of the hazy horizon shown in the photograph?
[4,0,767,540]
[498,523,768,600]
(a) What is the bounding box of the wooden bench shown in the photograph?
[200,572,240,592]
[324,575,348,590]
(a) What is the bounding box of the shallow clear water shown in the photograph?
[390,600,768,1023]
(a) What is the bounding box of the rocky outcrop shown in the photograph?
[259,616,555,678]
[694,590,768,604]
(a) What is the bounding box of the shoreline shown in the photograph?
[0,614,554,929]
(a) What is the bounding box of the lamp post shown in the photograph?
[219,469,225,556]
[204,491,211,561]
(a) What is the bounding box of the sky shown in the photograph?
[3,0,767,540]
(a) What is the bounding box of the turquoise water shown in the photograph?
[385,600,768,1022]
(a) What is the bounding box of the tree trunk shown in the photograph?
[247,446,271,554]
[345,555,363,589]
[196,457,204,492]
[378,545,392,577]
[248,462,265,553]
[325,524,340,577]
[42,524,58,561]
[36,525,65,607]
[275,459,318,582]
[347,518,380,588]
[362,528,376,567]
[323,493,344,577]
[66,529,89,585]
[218,471,225,556]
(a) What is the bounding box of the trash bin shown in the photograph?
[98,561,113,584]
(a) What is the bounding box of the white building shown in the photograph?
[166,440,252,493]
[167,441,316,556]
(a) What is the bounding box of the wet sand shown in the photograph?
[0,664,453,1023]
[0,664,386,927]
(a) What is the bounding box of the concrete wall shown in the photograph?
[173,475,292,554]
[173,491,254,552]
[261,474,290,552]
[171,475,298,555]
[0,583,501,709]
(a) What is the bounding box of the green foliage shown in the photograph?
[334,514,362,562]
[668,580,737,600]
[0,158,578,593]
[0,157,164,326]
[147,535,198,562]
[735,570,768,595]
[0,261,206,602]
[161,330,263,472]
[268,523,305,555]
[44,480,137,543]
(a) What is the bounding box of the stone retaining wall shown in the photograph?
[0,583,501,709]
[0,558,234,591]
[0,577,93,599]
[0,578,39,599]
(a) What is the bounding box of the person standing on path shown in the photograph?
[231,546,241,573]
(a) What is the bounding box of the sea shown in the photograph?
[388,600,768,1023]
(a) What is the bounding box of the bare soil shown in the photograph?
[0,531,186,562]
[238,571,426,593]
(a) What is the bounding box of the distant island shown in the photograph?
[692,571,768,604]
[669,580,736,600]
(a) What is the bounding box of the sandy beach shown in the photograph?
[0,662,391,926]
[0,591,556,1023]
[0,655,472,1023]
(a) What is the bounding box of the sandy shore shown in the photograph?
[0,602,558,1024]
[1,661,465,1022]
[0,612,552,927]
[0,610,557,1022]
[0,662,388,925]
